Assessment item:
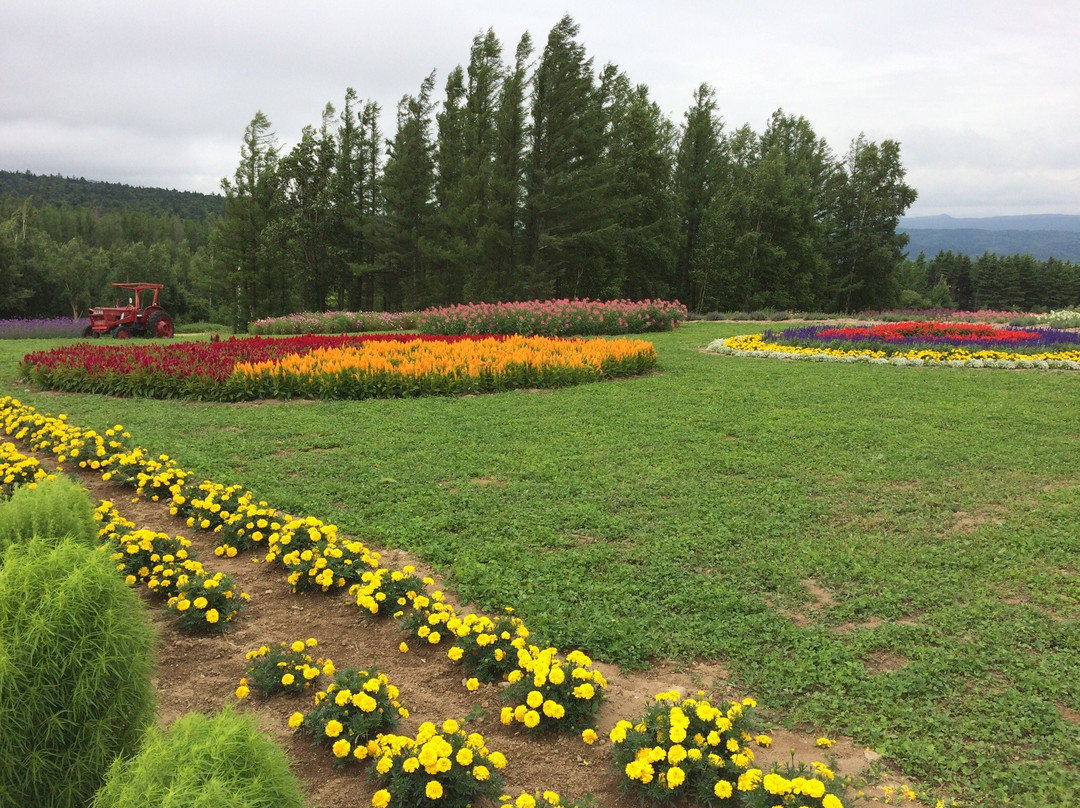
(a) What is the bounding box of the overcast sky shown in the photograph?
[3,1,1077,217]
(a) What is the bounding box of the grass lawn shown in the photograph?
[3,323,1080,805]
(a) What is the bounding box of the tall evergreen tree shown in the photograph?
[673,84,725,306]
[272,103,338,312]
[212,111,280,330]
[828,135,917,312]
[432,66,469,304]
[486,32,532,300]
[460,28,507,301]
[525,15,618,299]
[602,71,680,299]
[381,72,437,310]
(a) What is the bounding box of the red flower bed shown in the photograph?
[21,334,498,383]
[815,321,1043,344]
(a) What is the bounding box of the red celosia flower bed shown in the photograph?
[814,322,1043,344]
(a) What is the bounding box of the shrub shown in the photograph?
[0,537,156,808]
[92,705,309,808]
[0,473,99,559]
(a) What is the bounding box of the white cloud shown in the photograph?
[2,0,1078,215]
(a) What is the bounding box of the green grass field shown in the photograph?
[4,323,1079,805]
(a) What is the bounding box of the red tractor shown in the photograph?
[83,282,175,339]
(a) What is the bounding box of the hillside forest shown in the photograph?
[2,16,1078,326]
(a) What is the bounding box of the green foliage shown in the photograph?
[92,705,309,808]
[0,473,98,557]
[0,537,156,808]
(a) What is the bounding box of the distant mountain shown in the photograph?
[0,169,224,219]
[898,214,1080,262]
[901,214,1080,232]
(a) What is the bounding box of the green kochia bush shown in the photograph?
[93,705,310,808]
[0,537,157,808]
[0,474,99,559]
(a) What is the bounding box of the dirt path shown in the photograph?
[62,458,903,807]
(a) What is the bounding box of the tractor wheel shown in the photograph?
[145,311,174,338]
[113,326,132,339]
[81,325,98,339]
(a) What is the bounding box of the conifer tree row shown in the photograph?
[5,14,982,324]
[203,14,921,327]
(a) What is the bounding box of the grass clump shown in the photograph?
[0,537,156,808]
[93,705,309,808]
[0,474,99,560]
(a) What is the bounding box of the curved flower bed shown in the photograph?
[707,322,1080,370]
[417,299,687,337]
[20,334,657,400]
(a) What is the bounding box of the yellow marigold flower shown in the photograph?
[668,744,687,765]
[324,719,344,738]
[448,646,464,661]
[756,733,772,747]
[501,707,514,725]
[332,739,351,758]
[288,712,304,729]
[669,725,687,743]
[456,747,474,766]
[581,728,598,745]
[526,690,543,709]
[473,764,490,781]
[507,669,523,683]
[523,710,541,728]
[816,737,836,749]
[802,778,826,799]
[714,780,733,799]
[425,780,443,799]
[376,756,394,775]
[281,673,295,686]
[235,684,249,699]
[822,795,844,808]
[323,660,336,675]
[372,789,391,808]
[403,757,420,773]
[466,677,479,691]
[399,642,409,653]
[516,795,536,808]
[205,609,219,624]
[290,640,306,653]
[427,631,441,644]
[737,769,763,791]
[489,751,507,769]
[763,772,792,795]
[667,765,686,789]
[176,599,191,612]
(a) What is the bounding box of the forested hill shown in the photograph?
[899,214,1080,262]
[0,170,224,219]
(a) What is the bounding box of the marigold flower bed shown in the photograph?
[707,321,1080,369]
[19,334,657,400]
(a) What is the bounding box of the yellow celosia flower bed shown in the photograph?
[231,336,658,399]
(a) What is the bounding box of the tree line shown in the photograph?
[896,251,1080,313]
[2,15,937,326]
